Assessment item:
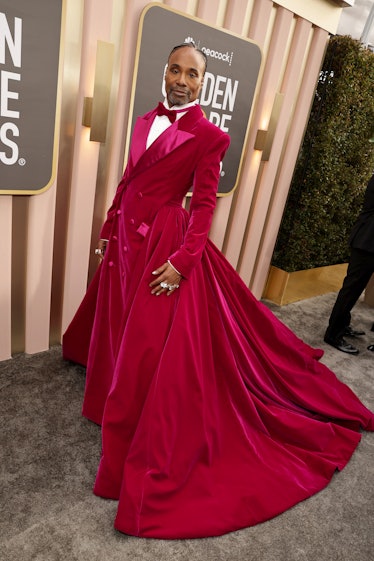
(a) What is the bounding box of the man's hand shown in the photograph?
[150,262,182,296]
[94,239,107,261]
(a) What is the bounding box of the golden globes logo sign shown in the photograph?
[0,0,63,194]
[128,5,262,195]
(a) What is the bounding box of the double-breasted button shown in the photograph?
[108,261,114,267]
[129,218,135,225]
[116,210,122,215]
[112,235,118,241]
[123,246,128,252]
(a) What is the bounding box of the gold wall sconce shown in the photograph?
[254,92,284,161]
[82,40,115,143]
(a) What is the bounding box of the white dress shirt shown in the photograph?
[146,99,198,149]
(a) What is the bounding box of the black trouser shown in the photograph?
[325,247,374,340]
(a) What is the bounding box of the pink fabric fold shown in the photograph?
[63,209,373,539]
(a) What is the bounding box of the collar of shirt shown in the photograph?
[164,99,198,113]
[146,100,198,149]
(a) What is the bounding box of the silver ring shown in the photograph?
[95,248,103,255]
[160,281,169,289]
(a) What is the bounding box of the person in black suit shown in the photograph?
[324,172,374,354]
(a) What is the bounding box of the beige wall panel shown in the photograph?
[25,183,57,354]
[274,0,343,33]
[0,197,12,360]
[50,0,84,344]
[239,17,314,292]
[252,27,329,297]
[237,8,296,290]
[221,0,273,264]
[61,0,115,333]
[165,0,197,14]
[224,5,293,268]
[248,0,275,45]
[196,0,224,25]
[223,0,254,36]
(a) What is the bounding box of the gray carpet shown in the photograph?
[1,293,373,561]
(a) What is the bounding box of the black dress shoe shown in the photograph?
[324,336,359,355]
[344,326,365,337]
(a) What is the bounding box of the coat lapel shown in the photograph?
[128,105,204,176]
[130,115,152,169]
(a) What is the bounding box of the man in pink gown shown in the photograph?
[63,42,374,539]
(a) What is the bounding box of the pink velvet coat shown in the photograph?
[63,104,374,539]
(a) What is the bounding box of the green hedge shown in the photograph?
[272,35,374,273]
